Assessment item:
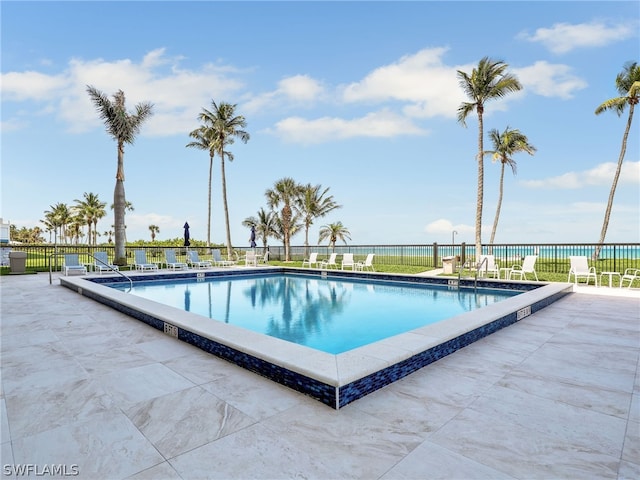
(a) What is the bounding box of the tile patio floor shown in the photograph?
[1,272,639,479]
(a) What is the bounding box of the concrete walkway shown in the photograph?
[1,272,639,479]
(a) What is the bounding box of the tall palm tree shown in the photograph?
[593,61,640,259]
[149,225,160,242]
[297,184,341,256]
[266,177,303,261]
[186,125,225,247]
[243,208,278,249]
[87,86,153,264]
[484,127,536,245]
[195,101,249,257]
[457,57,522,258]
[318,222,351,251]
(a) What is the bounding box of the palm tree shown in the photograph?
[243,208,278,249]
[87,86,153,264]
[484,127,536,245]
[593,61,640,259]
[43,203,72,244]
[318,222,351,251]
[74,192,106,246]
[194,101,249,257]
[266,177,303,261]
[149,225,160,242]
[297,184,341,256]
[457,57,522,258]
[186,125,226,247]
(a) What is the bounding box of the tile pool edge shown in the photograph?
[59,269,572,409]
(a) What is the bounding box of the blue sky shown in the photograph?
[2,1,639,247]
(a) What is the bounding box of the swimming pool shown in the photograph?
[109,273,519,354]
[60,267,573,409]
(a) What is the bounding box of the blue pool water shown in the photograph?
[110,273,519,354]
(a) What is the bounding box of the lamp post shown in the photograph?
[452,230,458,246]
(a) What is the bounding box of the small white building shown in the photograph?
[1,218,11,266]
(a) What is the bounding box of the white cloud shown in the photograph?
[521,161,640,189]
[270,109,428,144]
[341,47,464,119]
[1,48,245,136]
[518,21,637,54]
[514,61,587,99]
[243,74,326,114]
[1,71,69,101]
[424,219,474,236]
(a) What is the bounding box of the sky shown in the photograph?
[1,1,639,247]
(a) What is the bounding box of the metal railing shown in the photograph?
[4,242,640,276]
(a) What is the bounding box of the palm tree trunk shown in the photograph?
[207,153,213,248]
[304,223,310,257]
[594,103,635,259]
[475,109,485,259]
[282,204,292,261]
[220,155,233,258]
[113,142,127,265]
[489,163,505,246]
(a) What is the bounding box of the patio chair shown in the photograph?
[477,255,499,278]
[187,250,212,269]
[568,256,597,286]
[620,268,640,289]
[93,251,119,274]
[302,252,320,268]
[341,253,356,270]
[509,255,538,281]
[212,249,236,267]
[244,251,258,267]
[319,253,338,269]
[63,253,87,276]
[134,250,159,272]
[356,253,375,272]
[164,249,189,270]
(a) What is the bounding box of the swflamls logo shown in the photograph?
[3,464,79,476]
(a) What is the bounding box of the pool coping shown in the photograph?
[59,268,573,409]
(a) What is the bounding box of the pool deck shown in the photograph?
[1,271,639,479]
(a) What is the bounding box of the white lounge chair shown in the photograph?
[320,253,338,269]
[93,251,119,274]
[63,253,87,276]
[212,249,236,267]
[164,249,189,270]
[620,268,640,288]
[356,253,375,272]
[244,251,258,267]
[509,255,538,281]
[341,253,356,270]
[302,252,320,268]
[134,250,159,272]
[187,250,212,269]
[568,256,597,286]
[478,255,499,278]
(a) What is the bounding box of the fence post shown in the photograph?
[461,242,466,266]
[433,242,438,268]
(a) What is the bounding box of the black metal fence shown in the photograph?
[2,242,639,275]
